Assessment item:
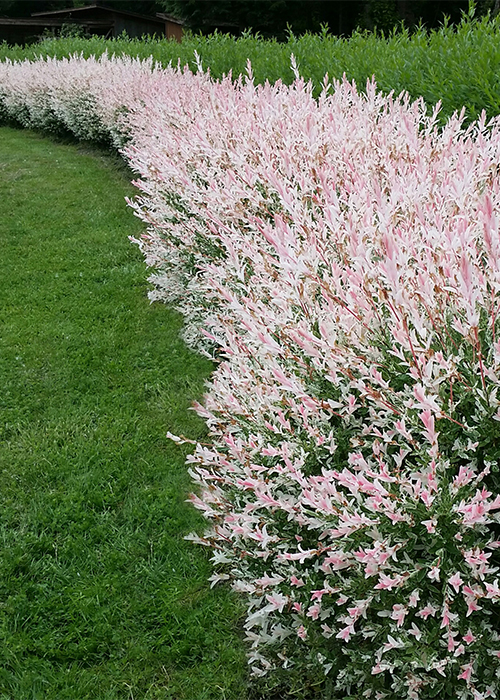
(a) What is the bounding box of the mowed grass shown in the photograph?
[0,126,247,699]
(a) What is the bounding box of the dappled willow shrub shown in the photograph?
[3,53,500,698]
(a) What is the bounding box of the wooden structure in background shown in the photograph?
[0,3,184,44]
[156,13,184,42]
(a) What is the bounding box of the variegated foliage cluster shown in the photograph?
[3,54,500,699]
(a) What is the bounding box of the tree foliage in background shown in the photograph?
[160,0,495,37]
[159,0,365,37]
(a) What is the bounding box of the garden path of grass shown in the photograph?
[0,126,247,700]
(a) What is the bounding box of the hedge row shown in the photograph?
[2,8,500,122]
[2,52,500,699]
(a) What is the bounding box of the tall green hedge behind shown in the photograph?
[2,7,500,123]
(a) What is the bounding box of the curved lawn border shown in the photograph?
[0,126,247,700]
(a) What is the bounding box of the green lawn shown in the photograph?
[0,126,247,699]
